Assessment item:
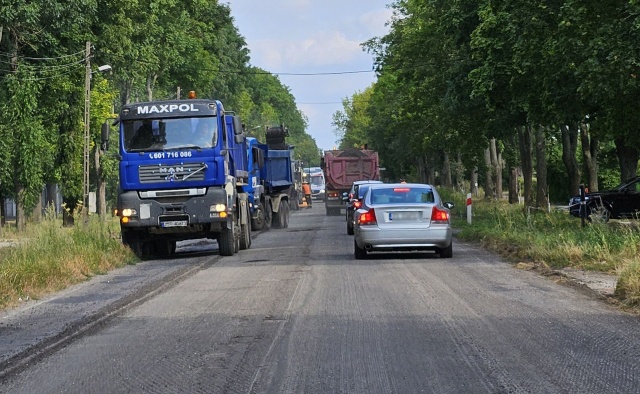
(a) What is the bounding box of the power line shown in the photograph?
[248,70,374,76]
[0,49,87,61]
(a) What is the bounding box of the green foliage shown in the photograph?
[0,216,135,310]
[454,196,640,307]
[0,0,319,216]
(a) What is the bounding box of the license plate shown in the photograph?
[161,220,188,228]
[388,212,417,221]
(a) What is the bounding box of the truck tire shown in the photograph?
[251,204,265,231]
[239,205,252,250]
[264,201,273,230]
[122,230,149,260]
[283,202,290,228]
[155,240,176,258]
[219,218,236,256]
[273,200,288,229]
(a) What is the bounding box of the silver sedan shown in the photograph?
[353,183,454,259]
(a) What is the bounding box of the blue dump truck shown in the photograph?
[244,126,293,230]
[102,97,252,259]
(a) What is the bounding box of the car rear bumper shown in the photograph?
[355,226,452,251]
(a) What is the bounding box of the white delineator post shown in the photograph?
[466,193,472,224]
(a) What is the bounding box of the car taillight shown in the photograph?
[358,208,377,225]
[353,200,362,209]
[432,206,449,223]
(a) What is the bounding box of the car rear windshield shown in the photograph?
[370,187,435,204]
[357,185,375,198]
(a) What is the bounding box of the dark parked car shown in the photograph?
[569,176,640,222]
[344,180,383,235]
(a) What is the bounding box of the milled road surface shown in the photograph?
[1,204,640,393]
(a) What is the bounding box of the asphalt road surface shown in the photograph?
[1,203,640,393]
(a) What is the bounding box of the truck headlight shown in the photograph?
[210,204,226,212]
[210,204,227,218]
[121,208,137,217]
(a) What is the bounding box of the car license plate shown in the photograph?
[161,220,188,228]
[388,212,417,221]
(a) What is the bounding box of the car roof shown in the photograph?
[367,182,434,189]
[353,180,383,186]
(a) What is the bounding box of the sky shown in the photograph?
[224,0,393,152]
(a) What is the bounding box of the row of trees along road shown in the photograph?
[333,0,640,206]
[0,0,321,233]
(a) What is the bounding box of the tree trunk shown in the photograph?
[535,126,548,209]
[15,184,26,232]
[31,193,43,223]
[471,166,479,196]
[483,147,495,199]
[427,155,436,185]
[146,74,158,101]
[490,138,502,199]
[443,151,452,188]
[614,137,639,183]
[509,167,518,204]
[45,183,57,214]
[580,122,599,192]
[518,125,534,206]
[455,152,465,192]
[0,189,3,235]
[561,125,580,197]
[416,155,427,183]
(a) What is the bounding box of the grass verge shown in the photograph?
[0,215,136,311]
[442,191,640,309]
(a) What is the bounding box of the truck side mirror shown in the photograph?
[233,116,243,135]
[101,122,110,151]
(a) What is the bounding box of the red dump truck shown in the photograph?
[321,148,380,216]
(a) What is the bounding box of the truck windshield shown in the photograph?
[310,174,324,186]
[123,117,218,152]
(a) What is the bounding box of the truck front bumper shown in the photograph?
[117,188,229,233]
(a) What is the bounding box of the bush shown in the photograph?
[0,215,136,310]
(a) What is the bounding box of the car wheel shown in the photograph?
[347,221,354,235]
[588,203,611,223]
[438,242,453,258]
[354,239,368,260]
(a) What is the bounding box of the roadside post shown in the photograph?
[466,193,472,225]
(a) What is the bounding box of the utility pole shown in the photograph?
[83,41,91,220]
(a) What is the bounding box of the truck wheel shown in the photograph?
[239,205,252,250]
[219,218,236,256]
[264,201,273,230]
[155,240,176,258]
[273,200,289,229]
[251,204,265,231]
[123,231,147,259]
[283,202,290,228]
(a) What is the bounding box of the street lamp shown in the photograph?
[83,40,111,219]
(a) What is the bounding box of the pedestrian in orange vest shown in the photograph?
[302,182,312,208]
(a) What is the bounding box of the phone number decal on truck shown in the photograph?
[148,151,193,159]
